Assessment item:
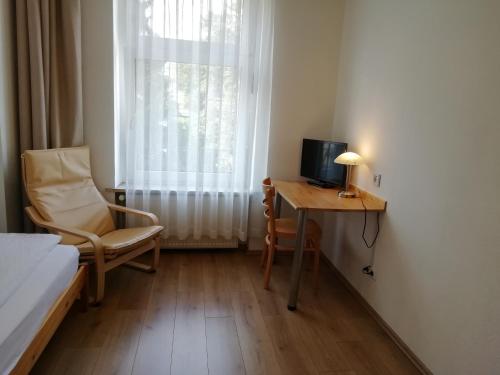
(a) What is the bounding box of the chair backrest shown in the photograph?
[22,146,115,244]
[262,177,276,237]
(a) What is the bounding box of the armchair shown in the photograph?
[21,146,163,303]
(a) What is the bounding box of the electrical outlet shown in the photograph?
[373,174,382,187]
[362,265,376,279]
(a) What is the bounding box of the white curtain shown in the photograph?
[115,0,274,241]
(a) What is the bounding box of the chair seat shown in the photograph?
[271,218,322,238]
[77,225,163,258]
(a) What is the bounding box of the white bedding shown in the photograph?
[0,234,61,308]
[0,242,79,375]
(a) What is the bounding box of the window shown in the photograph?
[114,0,274,239]
[135,0,241,175]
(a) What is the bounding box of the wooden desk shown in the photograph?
[273,180,387,311]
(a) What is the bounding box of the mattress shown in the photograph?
[0,234,61,308]
[0,243,79,375]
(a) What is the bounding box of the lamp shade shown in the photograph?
[334,152,363,166]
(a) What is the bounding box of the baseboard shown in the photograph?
[320,253,432,375]
[247,236,265,252]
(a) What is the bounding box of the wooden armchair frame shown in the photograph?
[25,204,160,304]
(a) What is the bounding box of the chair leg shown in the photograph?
[261,236,268,267]
[125,240,160,273]
[263,242,275,290]
[126,261,154,272]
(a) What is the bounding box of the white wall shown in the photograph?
[326,1,500,373]
[0,0,22,232]
[81,0,115,191]
[268,0,345,180]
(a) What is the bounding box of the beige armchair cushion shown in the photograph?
[23,146,115,244]
[77,225,163,258]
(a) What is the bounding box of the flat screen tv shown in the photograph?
[300,139,348,188]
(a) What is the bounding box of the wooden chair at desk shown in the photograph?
[261,177,322,290]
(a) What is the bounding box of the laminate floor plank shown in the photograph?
[203,253,232,318]
[282,305,352,373]
[33,251,419,375]
[231,290,282,375]
[118,264,156,310]
[269,258,376,372]
[42,348,100,375]
[132,255,180,375]
[206,317,246,375]
[170,291,208,375]
[361,334,421,375]
[337,341,392,375]
[264,315,318,375]
[178,253,205,292]
[91,310,145,375]
[220,252,254,293]
[245,255,283,318]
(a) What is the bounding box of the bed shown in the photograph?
[0,234,87,375]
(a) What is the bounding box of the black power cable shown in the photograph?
[360,198,380,248]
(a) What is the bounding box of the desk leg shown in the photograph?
[287,209,307,311]
[275,193,282,218]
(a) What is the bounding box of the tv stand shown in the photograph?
[306,180,337,189]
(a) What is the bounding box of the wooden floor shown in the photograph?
[32,250,419,375]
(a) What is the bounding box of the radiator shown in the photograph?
[160,237,239,249]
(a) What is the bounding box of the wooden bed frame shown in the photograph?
[9,264,88,375]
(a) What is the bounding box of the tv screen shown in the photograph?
[300,139,347,187]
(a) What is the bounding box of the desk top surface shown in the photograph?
[273,180,387,212]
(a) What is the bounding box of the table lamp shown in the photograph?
[334,152,363,198]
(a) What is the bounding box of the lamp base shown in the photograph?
[338,190,357,198]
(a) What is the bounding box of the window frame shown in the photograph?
[115,0,261,190]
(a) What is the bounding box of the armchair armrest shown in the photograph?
[25,206,104,255]
[107,203,159,225]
